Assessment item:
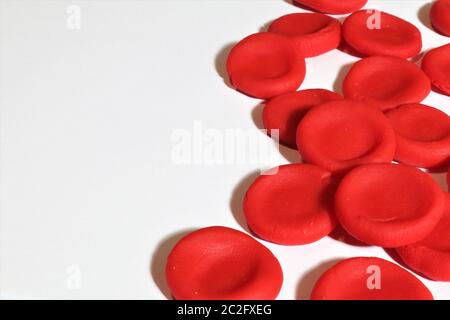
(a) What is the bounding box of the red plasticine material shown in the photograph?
[263,89,343,149]
[243,164,338,245]
[430,0,450,37]
[165,226,283,300]
[296,99,396,174]
[268,13,341,58]
[397,194,450,282]
[385,103,450,169]
[335,163,445,247]
[342,10,422,59]
[226,32,306,99]
[293,0,367,15]
[311,257,433,300]
[343,56,431,111]
[422,44,450,96]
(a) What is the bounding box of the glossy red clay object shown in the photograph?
[386,103,450,169]
[311,257,433,300]
[336,163,445,247]
[165,226,283,300]
[268,13,341,58]
[293,0,367,15]
[296,99,396,174]
[430,0,450,37]
[263,89,343,149]
[397,194,450,281]
[226,32,306,99]
[422,44,450,96]
[243,164,337,245]
[342,10,422,59]
[343,56,431,111]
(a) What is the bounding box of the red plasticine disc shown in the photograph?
[343,56,431,111]
[342,10,422,59]
[293,0,367,15]
[397,194,450,281]
[430,0,450,37]
[385,103,450,169]
[268,13,341,58]
[165,226,283,300]
[263,89,343,149]
[226,32,306,99]
[335,163,445,247]
[421,44,450,96]
[243,164,338,245]
[296,99,396,174]
[310,257,433,300]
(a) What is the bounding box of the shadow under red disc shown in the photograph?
[311,257,433,300]
[165,226,283,300]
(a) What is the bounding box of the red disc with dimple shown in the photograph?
[342,10,422,59]
[386,103,450,169]
[243,164,338,245]
[165,226,283,300]
[397,194,450,281]
[293,0,367,15]
[311,257,433,300]
[422,44,450,96]
[268,13,341,58]
[430,0,450,37]
[343,56,431,111]
[296,99,396,174]
[263,89,343,149]
[226,32,306,99]
[335,163,445,247]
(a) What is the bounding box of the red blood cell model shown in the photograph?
[226,32,306,99]
[335,163,445,247]
[293,0,367,15]
[385,103,450,169]
[421,43,450,96]
[263,89,343,149]
[397,194,450,281]
[343,55,431,111]
[430,0,450,37]
[165,226,283,300]
[310,257,433,300]
[243,164,338,245]
[268,13,341,58]
[296,99,396,174]
[342,10,422,59]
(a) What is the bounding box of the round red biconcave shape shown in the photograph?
[311,257,433,300]
[165,226,283,300]
[243,164,338,245]
[421,43,450,96]
[227,32,306,99]
[335,163,445,247]
[343,55,431,111]
[430,0,450,37]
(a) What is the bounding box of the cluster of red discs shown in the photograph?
[164,0,450,300]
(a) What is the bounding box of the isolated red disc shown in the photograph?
[243,164,337,245]
[296,99,396,174]
[343,56,431,111]
[397,194,450,281]
[293,0,367,15]
[421,43,450,96]
[311,257,433,300]
[335,163,445,247]
[263,89,343,149]
[342,10,422,59]
[386,103,450,169]
[268,13,341,58]
[430,0,450,37]
[165,226,283,300]
[226,32,306,99]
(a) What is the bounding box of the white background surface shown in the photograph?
[0,0,449,299]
